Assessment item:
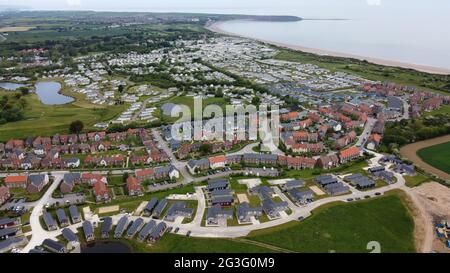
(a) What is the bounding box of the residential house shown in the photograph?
[187,158,210,174]
[43,211,57,231]
[236,202,262,224]
[164,202,194,222]
[339,146,362,163]
[56,208,69,228]
[4,175,28,189]
[83,221,95,242]
[126,218,145,238]
[209,155,226,169]
[143,198,158,216]
[316,154,340,169]
[289,189,314,205]
[127,176,143,196]
[114,216,130,238]
[26,174,49,194]
[0,187,10,206]
[152,198,168,219]
[206,204,233,226]
[42,239,66,253]
[93,181,110,203]
[69,205,81,223]
[137,220,156,242]
[148,222,167,242]
[60,173,81,194]
[101,217,113,239]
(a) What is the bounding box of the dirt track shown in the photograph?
[400,135,450,181]
[412,182,450,253]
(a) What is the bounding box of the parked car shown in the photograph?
[174,227,179,233]
[375,192,381,196]
[347,198,354,202]
[186,231,191,237]
[364,195,371,199]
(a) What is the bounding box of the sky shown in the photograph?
[1,0,449,20]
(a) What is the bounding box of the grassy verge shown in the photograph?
[246,191,415,253]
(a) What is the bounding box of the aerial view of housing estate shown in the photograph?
[0,1,450,261]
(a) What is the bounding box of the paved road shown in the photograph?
[19,148,434,252]
[356,117,376,147]
[21,172,67,253]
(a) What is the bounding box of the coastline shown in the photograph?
[206,21,450,76]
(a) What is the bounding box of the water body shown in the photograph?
[34,81,74,105]
[0,82,27,90]
[81,241,132,253]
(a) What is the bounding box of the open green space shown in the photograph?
[245,192,415,253]
[157,95,229,124]
[0,88,126,141]
[404,172,433,188]
[417,141,450,174]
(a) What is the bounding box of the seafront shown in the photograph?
[206,21,450,75]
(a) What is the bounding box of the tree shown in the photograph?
[199,143,212,155]
[18,86,29,96]
[69,120,84,134]
[251,96,260,105]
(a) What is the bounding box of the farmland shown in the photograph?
[417,141,450,175]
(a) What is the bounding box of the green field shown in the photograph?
[417,141,450,174]
[94,191,415,253]
[423,105,450,116]
[0,88,126,141]
[245,192,415,253]
[404,172,433,188]
[157,95,228,123]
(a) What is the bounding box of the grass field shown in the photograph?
[0,26,34,32]
[423,105,450,116]
[417,141,450,174]
[245,192,415,253]
[157,95,228,123]
[89,191,415,253]
[404,172,433,188]
[0,85,126,141]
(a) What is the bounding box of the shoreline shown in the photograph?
[206,21,450,76]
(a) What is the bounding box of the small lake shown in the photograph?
[0,82,27,90]
[35,81,74,105]
[81,241,132,253]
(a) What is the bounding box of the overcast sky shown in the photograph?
[0,0,449,19]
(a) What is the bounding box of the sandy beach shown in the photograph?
[206,21,450,75]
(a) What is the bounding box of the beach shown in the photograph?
[206,21,450,75]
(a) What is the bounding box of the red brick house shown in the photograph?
[4,175,28,189]
[0,186,10,205]
[93,181,110,203]
[127,176,143,196]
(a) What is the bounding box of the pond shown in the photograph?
[0,82,27,90]
[35,81,74,105]
[81,241,132,253]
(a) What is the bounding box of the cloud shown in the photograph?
[66,0,82,7]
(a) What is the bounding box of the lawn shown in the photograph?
[404,173,433,188]
[144,234,277,253]
[157,95,228,123]
[246,192,415,253]
[417,141,450,174]
[423,105,450,116]
[0,86,126,141]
